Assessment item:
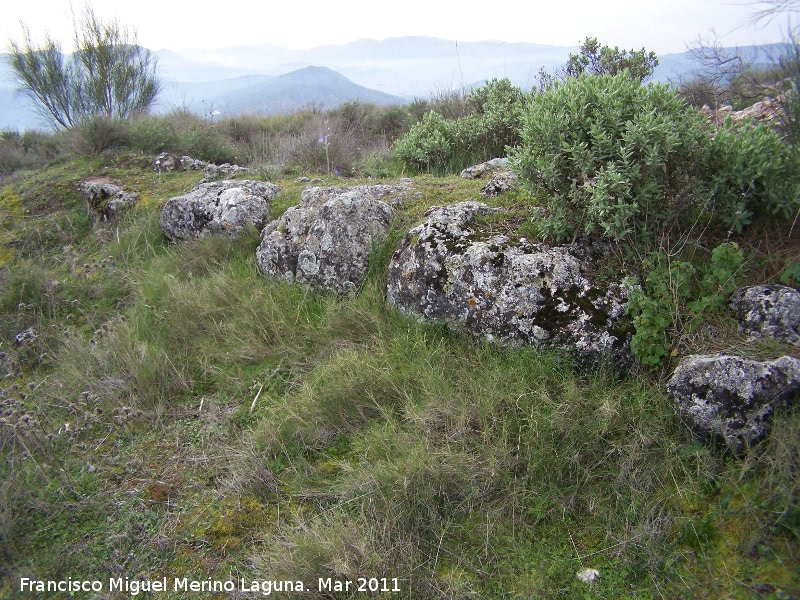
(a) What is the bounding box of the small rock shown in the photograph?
[460,158,510,179]
[152,152,181,173]
[180,155,206,170]
[668,354,800,450]
[730,285,800,347]
[576,568,600,584]
[202,163,250,183]
[480,170,518,197]
[79,179,138,222]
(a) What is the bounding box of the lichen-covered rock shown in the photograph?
[203,162,250,182]
[480,170,518,197]
[730,285,800,347]
[152,152,181,173]
[668,354,800,450]
[79,179,138,222]
[256,184,407,294]
[180,155,206,170]
[386,201,632,367]
[159,180,279,240]
[460,158,510,179]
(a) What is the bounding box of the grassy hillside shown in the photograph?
[0,140,797,599]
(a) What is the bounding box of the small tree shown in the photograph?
[539,37,658,87]
[6,3,159,129]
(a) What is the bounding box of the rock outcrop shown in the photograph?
[386,201,632,367]
[699,96,783,127]
[256,184,407,294]
[159,180,279,240]
[730,285,800,347]
[79,179,138,222]
[668,354,800,450]
[460,158,511,179]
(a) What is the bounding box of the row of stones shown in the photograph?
[81,177,800,452]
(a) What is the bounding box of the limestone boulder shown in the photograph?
[159,180,279,240]
[385,201,632,367]
[460,158,510,179]
[256,184,407,294]
[668,354,800,450]
[79,179,138,222]
[152,152,181,173]
[480,170,518,197]
[730,285,800,347]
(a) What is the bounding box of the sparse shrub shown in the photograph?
[0,130,57,175]
[127,114,179,154]
[510,72,709,242]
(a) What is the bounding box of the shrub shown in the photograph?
[396,78,526,173]
[627,243,744,368]
[705,118,800,233]
[510,72,709,242]
[395,110,457,172]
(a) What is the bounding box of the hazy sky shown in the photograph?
[2,0,792,54]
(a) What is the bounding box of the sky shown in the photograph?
[1,0,793,55]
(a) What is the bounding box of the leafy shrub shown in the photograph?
[627,243,744,367]
[510,72,709,242]
[396,78,526,173]
[705,118,800,233]
[395,110,457,172]
[127,114,179,154]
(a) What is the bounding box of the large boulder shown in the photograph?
[159,180,279,240]
[256,184,406,294]
[385,201,632,367]
[730,285,800,347]
[79,179,138,222]
[668,354,800,450]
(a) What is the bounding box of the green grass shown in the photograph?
[0,153,797,599]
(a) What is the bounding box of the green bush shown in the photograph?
[510,72,709,242]
[396,78,526,173]
[627,242,744,367]
[705,118,800,233]
[395,110,457,172]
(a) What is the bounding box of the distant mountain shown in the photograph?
[0,37,792,132]
[204,66,404,117]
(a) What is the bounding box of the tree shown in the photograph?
[6,3,159,129]
[539,37,659,88]
[563,37,659,81]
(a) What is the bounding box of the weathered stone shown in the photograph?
[668,354,800,450]
[730,285,800,347]
[152,152,181,173]
[699,96,783,127]
[79,179,138,222]
[386,201,632,367]
[480,170,518,197]
[460,158,510,179]
[256,184,407,294]
[203,163,250,182]
[180,155,206,170]
[159,180,279,241]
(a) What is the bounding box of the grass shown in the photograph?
[0,148,797,599]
